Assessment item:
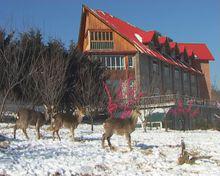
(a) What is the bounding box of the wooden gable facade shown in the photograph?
[79,10,136,52]
[78,7,137,80]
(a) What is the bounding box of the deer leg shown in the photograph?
[71,128,75,141]
[36,126,41,140]
[143,122,147,132]
[13,125,17,139]
[102,133,106,148]
[56,130,61,141]
[126,134,132,151]
[52,131,56,141]
[22,128,29,140]
[107,135,114,150]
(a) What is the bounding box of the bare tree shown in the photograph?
[33,40,69,113]
[68,52,108,131]
[0,29,41,120]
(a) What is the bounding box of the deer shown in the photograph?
[102,108,142,151]
[14,107,49,140]
[45,106,86,141]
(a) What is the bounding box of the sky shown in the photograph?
[1,0,220,88]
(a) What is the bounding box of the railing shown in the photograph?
[117,94,220,109]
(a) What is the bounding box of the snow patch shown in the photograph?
[1,123,220,176]
[98,10,105,15]
[134,33,143,43]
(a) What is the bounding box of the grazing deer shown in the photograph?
[14,107,49,140]
[102,109,141,151]
[46,106,86,141]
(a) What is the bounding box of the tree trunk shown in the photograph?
[165,117,168,132]
[0,89,11,121]
[90,115,94,131]
[183,114,186,132]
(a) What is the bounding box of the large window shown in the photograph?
[174,69,180,80]
[191,74,197,96]
[164,64,171,92]
[128,56,134,68]
[183,72,190,95]
[153,61,159,74]
[90,31,114,50]
[93,55,125,70]
[164,65,170,77]
[191,75,196,84]
[174,68,181,93]
[183,72,188,82]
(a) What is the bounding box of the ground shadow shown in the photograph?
[75,136,101,142]
[135,143,158,150]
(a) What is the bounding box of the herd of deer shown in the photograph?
[13,106,142,151]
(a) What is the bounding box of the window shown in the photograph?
[183,72,188,82]
[153,61,159,74]
[191,75,196,84]
[174,69,180,80]
[90,31,114,50]
[171,51,175,58]
[93,55,125,70]
[128,56,133,68]
[189,59,192,66]
[106,32,109,40]
[102,32,105,40]
[111,57,116,68]
[174,68,181,93]
[164,65,169,76]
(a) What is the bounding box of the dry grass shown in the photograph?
[0,141,10,149]
[141,148,153,155]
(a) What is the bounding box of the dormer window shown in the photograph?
[90,30,114,50]
[171,50,175,58]
[189,59,192,66]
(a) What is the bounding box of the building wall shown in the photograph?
[79,8,209,100]
[82,11,136,52]
[135,53,165,95]
[200,61,211,99]
[135,53,201,97]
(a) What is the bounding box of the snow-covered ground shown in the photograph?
[1,123,220,176]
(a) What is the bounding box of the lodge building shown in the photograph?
[77,5,215,100]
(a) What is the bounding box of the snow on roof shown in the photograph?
[85,6,207,73]
[134,33,143,43]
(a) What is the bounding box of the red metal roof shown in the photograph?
[142,30,155,44]
[178,45,185,54]
[178,43,214,61]
[158,36,167,44]
[169,42,177,49]
[186,49,193,57]
[84,7,203,74]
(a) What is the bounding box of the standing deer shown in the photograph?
[102,108,141,151]
[46,106,86,141]
[14,107,49,140]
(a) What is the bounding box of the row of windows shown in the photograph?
[90,31,113,41]
[92,55,134,70]
[91,42,114,50]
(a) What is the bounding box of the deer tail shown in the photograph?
[16,112,20,119]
